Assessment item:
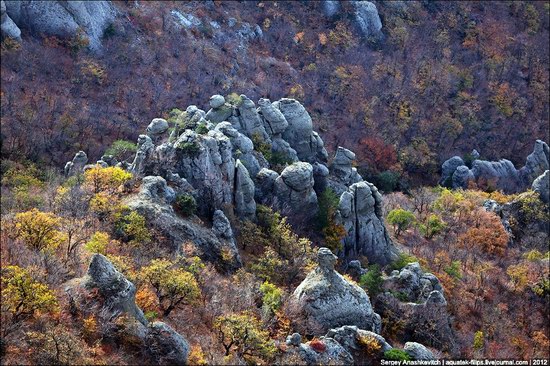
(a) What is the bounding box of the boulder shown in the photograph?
[326,325,392,355]
[130,135,155,176]
[290,248,381,335]
[146,321,190,365]
[209,94,225,109]
[322,0,340,18]
[404,342,435,360]
[274,162,318,215]
[3,0,117,50]
[452,165,474,189]
[439,156,464,186]
[383,262,444,303]
[64,151,88,177]
[279,335,353,365]
[336,182,397,265]
[470,159,521,193]
[328,147,363,195]
[146,118,169,136]
[532,170,549,204]
[258,98,288,136]
[255,168,279,205]
[234,160,256,220]
[352,1,382,38]
[1,0,21,40]
[237,94,270,141]
[521,140,550,187]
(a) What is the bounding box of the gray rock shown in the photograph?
[64,150,88,177]
[483,199,502,213]
[336,182,397,265]
[139,176,175,204]
[100,155,118,167]
[4,0,117,51]
[237,94,270,141]
[271,136,299,163]
[471,159,521,193]
[278,98,327,163]
[291,248,381,335]
[471,149,480,159]
[85,254,147,325]
[326,325,393,359]
[212,209,233,240]
[452,165,474,189]
[258,98,288,136]
[274,162,318,214]
[404,342,435,360]
[439,156,464,186]
[383,262,445,303]
[146,321,190,365]
[1,0,21,41]
[323,0,340,17]
[532,170,549,203]
[209,94,225,109]
[521,140,549,187]
[286,333,302,346]
[130,135,155,176]
[425,290,447,307]
[234,160,256,220]
[205,103,233,124]
[146,118,169,136]
[352,1,382,38]
[255,168,279,205]
[280,335,353,365]
[125,178,242,270]
[329,147,363,195]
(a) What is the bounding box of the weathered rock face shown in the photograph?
[234,160,256,220]
[328,147,363,195]
[130,134,155,176]
[322,0,340,18]
[274,162,318,215]
[84,254,147,325]
[326,325,392,362]
[237,94,270,141]
[2,0,117,50]
[146,118,169,144]
[290,248,381,336]
[277,98,328,163]
[521,140,550,186]
[279,335,354,366]
[404,342,435,361]
[352,1,383,39]
[374,263,455,354]
[1,0,21,40]
[65,255,190,365]
[440,140,549,193]
[64,151,88,177]
[336,181,397,265]
[125,176,242,270]
[532,170,549,204]
[145,321,190,365]
[383,262,445,304]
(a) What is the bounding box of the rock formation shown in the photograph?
[532,170,549,204]
[1,0,117,50]
[65,254,190,365]
[404,342,436,360]
[125,176,242,270]
[64,151,88,177]
[383,262,445,303]
[440,140,549,193]
[290,248,381,335]
[336,181,397,265]
[328,146,363,195]
[274,162,318,215]
[353,1,383,39]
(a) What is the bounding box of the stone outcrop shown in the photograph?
[290,248,381,335]
[404,342,435,360]
[326,325,392,361]
[64,151,88,177]
[274,162,318,215]
[1,0,21,40]
[336,181,397,265]
[2,0,117,50]
[328,146,363,195]
[234,160,256,220]
[352,1,383,39]
[280,334,353,366]
[384,262,445,303]
[532,170,549,204]
[65,254,189,365]
[440,140,549,193]
[125,176,242,270]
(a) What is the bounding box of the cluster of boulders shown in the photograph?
[280,248,436,364]
[65,94,397,267]
[1,0,116,50]
[322,0,383,40]
[65,254,189,365]
[440,140,549,194]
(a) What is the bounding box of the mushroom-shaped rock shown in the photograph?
[290,248,381,335]
[404,342,435,360]
[328,147,363,194]
[64,151,88,177]
[146,118,169,136]
[274,162,318,214]
[439,156,465,186]
[209,94,225,109]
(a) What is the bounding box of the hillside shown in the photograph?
[1,0,549,186]
[1,1,549,365]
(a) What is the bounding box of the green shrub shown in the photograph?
[359,264,383,296]
[175,194,197,217]
[383,349,411,361]
[195,123,209,135]
[418,213,446,239]
[115,210,151,246]
[317,188,340,230]
[444,260,463,279]
[105,140,137,161]
[103,23,116,39]
[387,208,416,237]
[374,170,400,192]
[390,252,418,271]
[177,141,201,156]
[259,281,283,315]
